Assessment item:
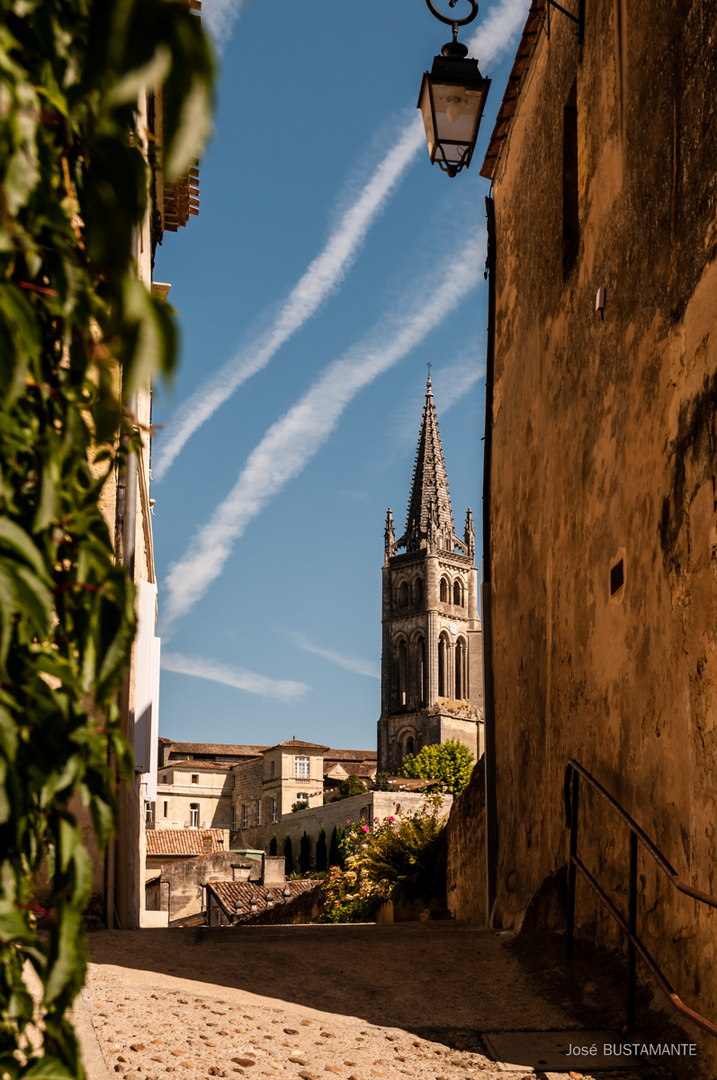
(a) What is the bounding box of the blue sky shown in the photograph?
[151,0,526,751]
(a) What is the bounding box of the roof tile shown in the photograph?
[208,880,318,921]
[146,829,227,856]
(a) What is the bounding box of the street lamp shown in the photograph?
[418,0,490,177]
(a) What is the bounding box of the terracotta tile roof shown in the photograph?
[166,741,269,758]
[208,880,318,921]
[265,739,330,753]
[160,759,233,772]
[146,829,227,857]
[324,748,378,761]
[480,0,546,180]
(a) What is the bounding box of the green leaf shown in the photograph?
[108,43,172,106]
[0,899,33,942]
[13,564,54,639]
[165,75,212,179]
[43,905,83,1005]
[0,519,50,581]
[8,986,35,1021]
[0,703,18,760]
[23,1057,76,1080]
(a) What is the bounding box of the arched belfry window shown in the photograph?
[413,576,423,606]
[414,634,427,706]
[438,633,450,697]
[453,579,463,607]
[397,638,408,707]
[455,637,467,700]
[398,580,409,607]
[440,576,449,603]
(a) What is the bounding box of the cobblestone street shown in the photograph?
[77,924,703,1080]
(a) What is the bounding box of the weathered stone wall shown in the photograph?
[446,763,486,924]
[156,765,233,830]
[231,756,263,828]
[482,0,717,1059]
[146,852,257,921]
[242,791,453,865]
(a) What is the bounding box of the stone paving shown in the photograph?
[78,924,704,1080]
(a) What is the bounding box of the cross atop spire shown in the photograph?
[403,373,455,551]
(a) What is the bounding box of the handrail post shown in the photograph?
[567,767,579,959]
[627,831,638,1032]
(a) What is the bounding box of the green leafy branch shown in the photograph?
[0,1,213,1077]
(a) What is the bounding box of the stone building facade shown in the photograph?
[155,760,233,830]
[453,0,717,1060]
[230,739,328,833]
[153,740,268,833]
[378,375,484,771]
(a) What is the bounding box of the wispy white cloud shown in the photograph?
[285,631,379,680]
[466,0,527,63]
[160,227,486,633]
[161,650,308,701]
[153,0,525,482]
[432,356,486,415]
[201,0,247,50]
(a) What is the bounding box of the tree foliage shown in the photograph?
[361,801,447,903]
[328,824,344,869]
[319,801,448,922]
[337,773,366,799]
[0,1,213,1077]
[314,826,327,873]
[299,832,311,876]
[283,835,293,876]
[399,739,475,794]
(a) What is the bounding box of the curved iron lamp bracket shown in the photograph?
[425,0,478,41]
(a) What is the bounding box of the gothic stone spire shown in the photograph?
[403,373,455,551]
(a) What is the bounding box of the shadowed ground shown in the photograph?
[81,923,707,1080]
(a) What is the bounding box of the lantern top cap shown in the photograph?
[441,40,469,58]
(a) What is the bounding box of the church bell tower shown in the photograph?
[377,374,484,771]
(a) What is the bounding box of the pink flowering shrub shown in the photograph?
[318,818,394,923]
[318,798,447,922]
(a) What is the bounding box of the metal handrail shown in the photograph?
[564,758,717,1037]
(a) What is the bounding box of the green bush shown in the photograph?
[315,826,327,872]
[338,773,366,799]
[319,800,448,923]
[328,824,345,868]
[299,832,311,875]
[283,834,293,875]
[362,800,447,903]
[400,738,474,794]
[372,771,391,791]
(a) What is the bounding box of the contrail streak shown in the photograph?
[160,227,485,633]
[153,0,525,481]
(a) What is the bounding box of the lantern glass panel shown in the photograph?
[432,82,482,150]
[419,76,437,159]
